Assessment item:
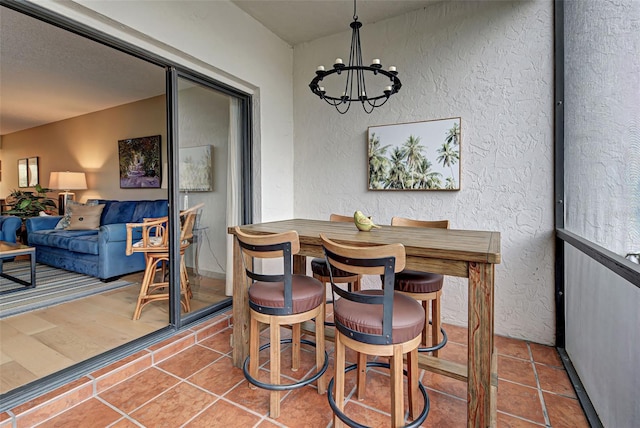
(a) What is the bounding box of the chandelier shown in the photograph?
[308,0,402,114]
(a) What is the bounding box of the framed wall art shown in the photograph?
[17,157,38,188]
[179,145,213,192]
[28,157,39,187]
[368,117,461,191]
[118,135,161,188]
[18,158,28,188]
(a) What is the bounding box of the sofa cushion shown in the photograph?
[28,229,99,254]
[56,200,99,229]
[131,200,168,223]
[101,201,137,225]
[67,204,105,230]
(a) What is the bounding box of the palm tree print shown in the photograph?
[368,132,391,189]
[367,119,460,190]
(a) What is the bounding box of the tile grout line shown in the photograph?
[528,342,552,427]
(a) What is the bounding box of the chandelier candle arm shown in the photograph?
[308,0,401,114]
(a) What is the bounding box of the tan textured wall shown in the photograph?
[0,95,166,203]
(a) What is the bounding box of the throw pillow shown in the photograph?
[55,200,98,229]
[66,204,105,230]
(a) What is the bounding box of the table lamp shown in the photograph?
[49,171,88,215]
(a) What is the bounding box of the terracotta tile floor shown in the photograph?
[1,313,590,427]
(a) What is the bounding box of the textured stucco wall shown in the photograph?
[293,0,555,343]
[564,0,640,256]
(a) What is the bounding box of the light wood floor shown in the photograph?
[0,270,228,394]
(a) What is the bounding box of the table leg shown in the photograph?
[29,251,36,288]
[232,237,249,368]
[467,262,495,428]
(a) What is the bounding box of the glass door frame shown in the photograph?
[166,67,253,328]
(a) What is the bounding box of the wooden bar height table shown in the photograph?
[229,219,501,427]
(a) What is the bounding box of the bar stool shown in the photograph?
[310,214,361,326]
[234,227,328,419]
[391,216,449,356]
[321,234,429,428]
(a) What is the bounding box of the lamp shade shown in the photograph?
[49,171,88,191]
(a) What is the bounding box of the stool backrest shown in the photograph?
[320,233,405,345]
[234,226,300,315]
[391,216,449,229]
[329,213,354,223]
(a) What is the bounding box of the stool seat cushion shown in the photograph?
[394,270,444,294]
[334,290,425,344]
[311,258,355,278]
[249,274,325,314]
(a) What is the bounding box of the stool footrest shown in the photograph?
[418,324,448,353]
[243,338,329,391]
[327,361,430,428]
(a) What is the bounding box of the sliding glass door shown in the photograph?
[168,70,251,326]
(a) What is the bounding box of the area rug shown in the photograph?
[0,261,132,319]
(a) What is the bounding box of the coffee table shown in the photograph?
[0,241,36,293]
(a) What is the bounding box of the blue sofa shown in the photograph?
[0,216,22,244]
[25,200,168,280]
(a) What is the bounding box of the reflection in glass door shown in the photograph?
[172,73,247,322]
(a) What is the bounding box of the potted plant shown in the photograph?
[5,184,58,242]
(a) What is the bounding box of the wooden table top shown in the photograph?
[0,241,34,256]
[230,218,501,265]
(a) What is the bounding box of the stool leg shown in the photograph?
[270,319,281,418]
[432,293,441,357]
[292,323,300,371]
[421,300,429,347]
[334,333,346,428]
[356,352,367,400]
[391,345,404,428]
[133,255,157,320]
[248,315,259,389]
[316,302,326,394]
[407,348,419,419]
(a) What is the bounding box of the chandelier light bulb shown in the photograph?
[372,58,380,65]
[317,65,325,71]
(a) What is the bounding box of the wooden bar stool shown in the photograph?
[321,234,430,428]
[310,214,361,325]
[391,216,449,356]
[234,226,328,419]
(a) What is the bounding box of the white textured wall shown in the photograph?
[293,1,555,343]
[39,0,295,223]
[564,0,640,257]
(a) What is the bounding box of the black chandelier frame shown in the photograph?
[309,6,402,114]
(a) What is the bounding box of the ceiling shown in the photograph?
[231,0,436,45]
[0,1,435,136]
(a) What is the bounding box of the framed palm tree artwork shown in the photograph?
[368,117,461,190]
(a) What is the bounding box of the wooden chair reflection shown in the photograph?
[125,203,204,320]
